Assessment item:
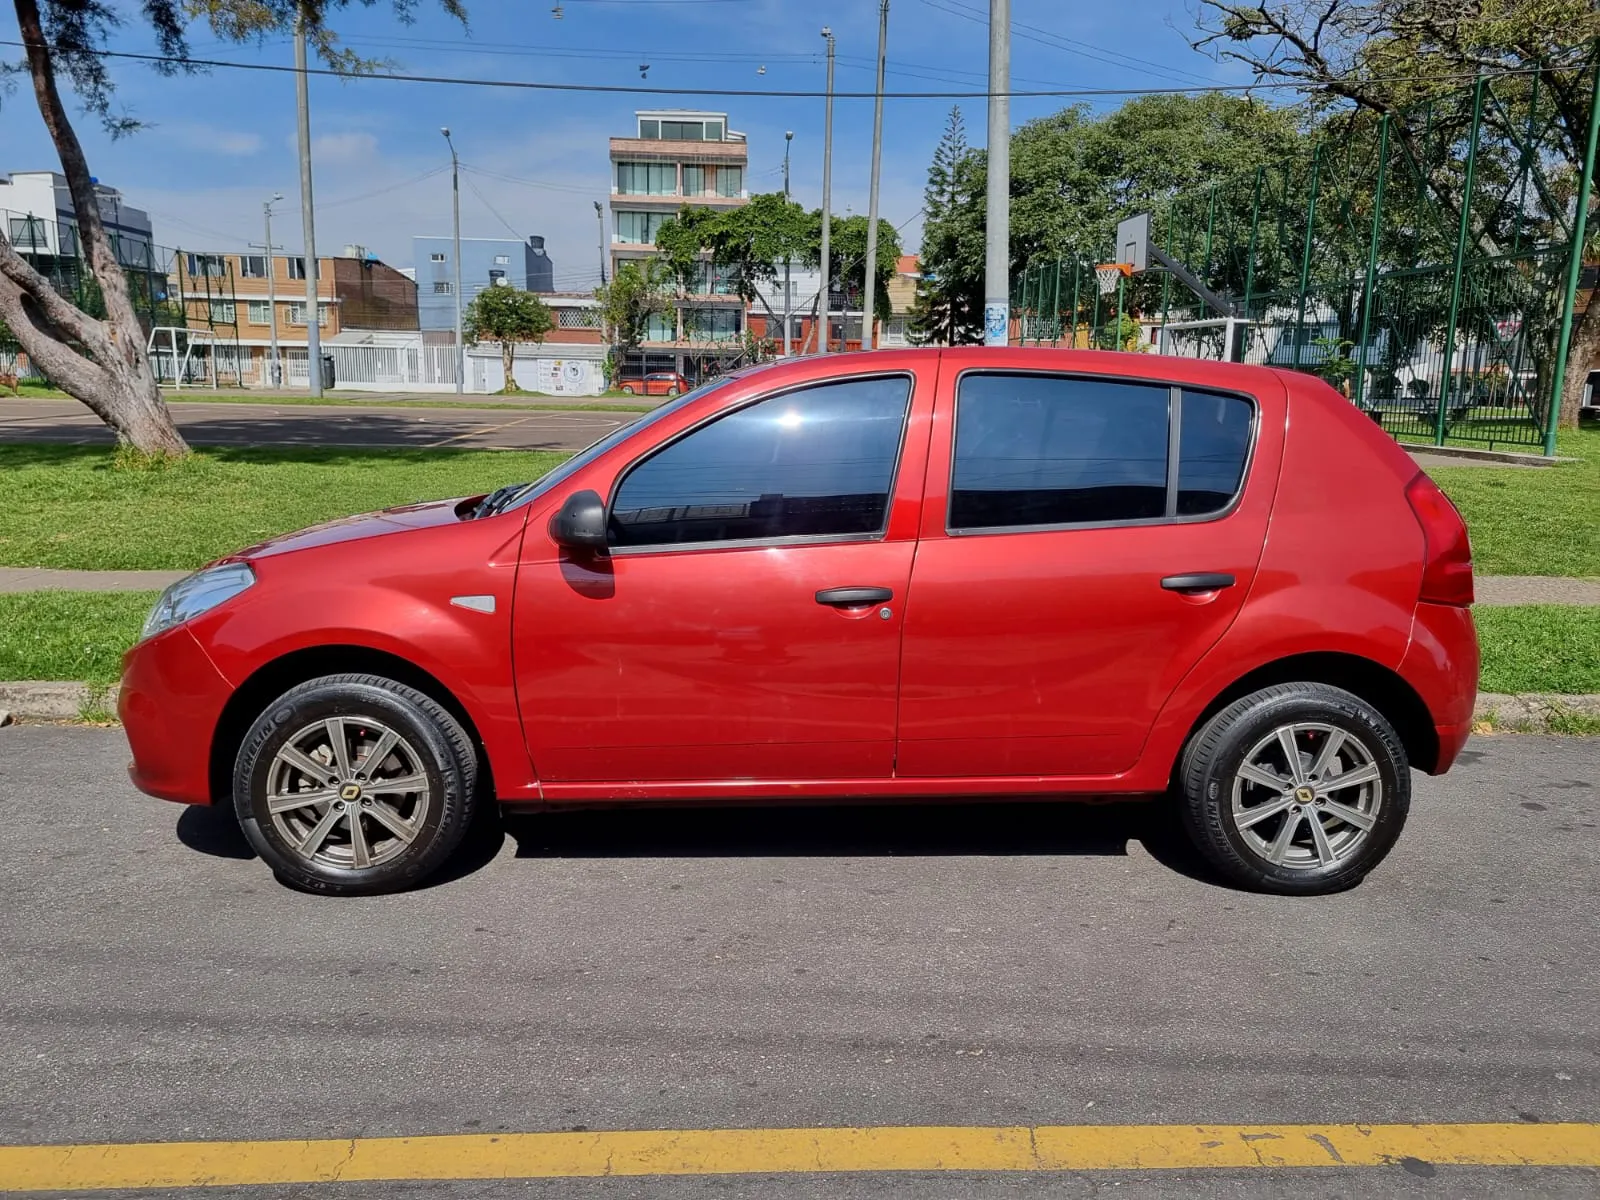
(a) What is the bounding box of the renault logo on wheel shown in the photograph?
[339,783,361,802]
[1294,785,1315,804]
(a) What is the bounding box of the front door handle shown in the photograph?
[816,586,894,607]
[1161,573,1236,593]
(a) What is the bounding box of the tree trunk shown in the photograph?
[1,0,188,456]
[1559,292,1600,431]
[501,341,516,393]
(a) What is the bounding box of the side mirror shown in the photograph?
[550,489,609,551]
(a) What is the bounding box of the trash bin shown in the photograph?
[320,355,335,391]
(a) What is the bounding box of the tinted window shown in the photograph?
[1178,389,1252,514]
[951,374,1170,529]
[610,377,911,547]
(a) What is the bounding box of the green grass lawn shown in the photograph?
[1429,426,1600,578]
[7,390,655,414]
[0,591,157,685]
[1475,605,1600,694]
[0,445,568,571]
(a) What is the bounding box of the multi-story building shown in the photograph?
[167,247,417,386]
[0,170,154,265]
[610,109,749,379]
[411,235,555,332]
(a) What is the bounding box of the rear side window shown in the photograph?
[1178,389,1252,515]
[610,375,911,548]
[951,374,1171,529]
[950,373,1253,531]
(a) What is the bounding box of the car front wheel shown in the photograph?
[1176,683,1410,895]
[233,674,479,895]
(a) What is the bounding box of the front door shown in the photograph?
[515,371,926,785]
[898,366,1279,779]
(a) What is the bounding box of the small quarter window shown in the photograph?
[1177,389,1252,515]
[610,376,911,548]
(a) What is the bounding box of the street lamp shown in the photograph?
[783,130,793,356]
[595,200,607,286]
[442,127,464,394]
[819,27,835,354]
[262,193,285,389]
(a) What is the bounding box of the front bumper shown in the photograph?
[119,625,235,805]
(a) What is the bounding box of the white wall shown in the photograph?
[471,347,607,396]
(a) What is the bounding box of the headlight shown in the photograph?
[141,562,256,641]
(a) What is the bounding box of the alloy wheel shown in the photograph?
[265,716,432,870]
[1229,722,1383,870]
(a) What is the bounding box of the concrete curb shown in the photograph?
[2,682,1597,733]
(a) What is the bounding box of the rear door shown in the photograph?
[897,362,1281,779]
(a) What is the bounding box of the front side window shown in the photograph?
[951,374,1170,529]
[610,375,911,548]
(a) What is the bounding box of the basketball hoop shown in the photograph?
[1096,262,1132,296]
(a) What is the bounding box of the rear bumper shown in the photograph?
[1399,602,1481,774]
[119,626,234,805]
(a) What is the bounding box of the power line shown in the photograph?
[459,169,527,241]
[0,39,1563,99]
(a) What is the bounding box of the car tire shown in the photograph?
[1176,683,1410,895]
[233,674,479,896]
[620,385,636,395]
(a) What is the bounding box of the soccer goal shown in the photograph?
[1154,316,1254,363]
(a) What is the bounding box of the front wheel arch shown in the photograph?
[209,645,492,807]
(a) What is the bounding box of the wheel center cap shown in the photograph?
[1293,785,1316,804]
[339,782,362,802]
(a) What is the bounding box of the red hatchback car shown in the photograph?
[617,372,690,397]
[121,349,1479,896]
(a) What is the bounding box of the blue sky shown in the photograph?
[2,0,1250,289]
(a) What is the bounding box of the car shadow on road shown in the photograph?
[502,798,1221,886]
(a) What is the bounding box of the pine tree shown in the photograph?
[910,107,982,345]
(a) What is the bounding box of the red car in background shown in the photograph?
[119,348,1478,897]
[617,372,690,396]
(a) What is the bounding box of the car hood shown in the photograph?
[228,498,473,561]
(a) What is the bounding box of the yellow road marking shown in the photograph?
[2,1123,1599,1191]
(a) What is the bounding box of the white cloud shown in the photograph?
[308,132,380,162]
[165,123,262,156]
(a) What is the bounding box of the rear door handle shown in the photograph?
[1161,573,1236,593]
[816,586,894,607]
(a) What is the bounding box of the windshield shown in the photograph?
[477,378,734,517]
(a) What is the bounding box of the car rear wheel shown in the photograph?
[620,384,636,395]
[1176,683,1409,895]
[233,674,479,895]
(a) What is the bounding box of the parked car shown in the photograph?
[121,348,1479,897]
[617,372,690,396]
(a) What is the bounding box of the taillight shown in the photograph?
[1405,472,1474,606]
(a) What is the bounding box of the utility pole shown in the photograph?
[818,26,835,354]
[594,200,607,286]
[252,193,285,389]
[862,0,889,351]
[294,6,322,396]
[783,129,793,356]
[442,127,464,394]
[983,0,1010,347]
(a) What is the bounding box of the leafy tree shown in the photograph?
[464,286,553,394]
[1192,0,1600,426]
[594,260,670,371]
[910,107,982,345]
[0,0,466,456]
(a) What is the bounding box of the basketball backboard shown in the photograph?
[1115,213,1151,273]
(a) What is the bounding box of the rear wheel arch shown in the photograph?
[1176,651,1439,780]
[208,646,494,806]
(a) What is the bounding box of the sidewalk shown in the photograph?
[2,566,1597,604]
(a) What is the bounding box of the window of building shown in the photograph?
[7,217,48,249]
[638,118,660,139]
[659,120,706,141]
[286,302,330,327]
[430,252,447,263]
[1177,389,1253,515]
[705,119,724,141]
[433,281,454,294]
[682,165,707,196]
[494,254,511,266]
[247,301,273,325]
[615,161,676,195]
[715,166,743,197]
[609,376,912,548]
[556,307,601,329]
[186,253,226,277]
[644,311,676,341]
[207,301,236,324]
[488,269,507,285]
[951,374,1171,530]
[683,307,741,341]
[239,255,267,279]
[616,210,670,244]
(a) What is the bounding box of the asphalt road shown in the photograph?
[0,728,1596,1197]
[0,400,628,452]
